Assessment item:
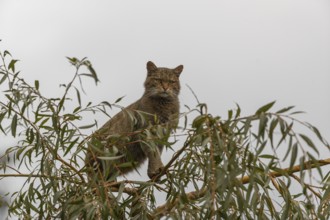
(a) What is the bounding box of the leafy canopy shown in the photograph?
[0,46,330,219]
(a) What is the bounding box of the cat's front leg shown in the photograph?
[147,154,164,179]
[141,145,164,179]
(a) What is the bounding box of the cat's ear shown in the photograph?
[147,61,158,74]
[174,65,184,77]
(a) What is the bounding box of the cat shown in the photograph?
[85,61,183,180]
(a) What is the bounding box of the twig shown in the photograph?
[186,84,200,104]
[290,173,322,199]
[151,136,193,182]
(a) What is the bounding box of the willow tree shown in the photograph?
[0,47,329,219]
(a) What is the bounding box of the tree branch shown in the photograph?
[240,158,330,184]
[152,157,330,218]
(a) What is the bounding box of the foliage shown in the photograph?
[0,47,330,219]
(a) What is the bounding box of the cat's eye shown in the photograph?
[169,80,176,84]
[154,78,162,83]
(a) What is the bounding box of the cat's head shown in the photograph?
[144,61,183,100]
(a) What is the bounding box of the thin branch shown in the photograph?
[186,84,200,104]
[151,136,193,182]
[290,173,322,199]
[240,158,330,184]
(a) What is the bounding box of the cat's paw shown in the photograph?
[147,166,164,179]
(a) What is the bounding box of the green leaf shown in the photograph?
[116,183,125,200]
[299,134,319,155]
[8,59,19,72]
[66,57,78,65]
[79,73,94,80]
[258,113,268,139]
[87,64,99,85]
[256,141,267,155]
[243,117,252,135]
[73,106,81,113]
[11,114,17,137]
[39,118,50,127]
[78,59,99,85]
[268,118,278,146]
[277,121,293,148]
[98,155,124,161]
[79,122,96,129]
[306,123,329,146]
[0,74,7,85]
[26,128,35,144]
[74,87,81,106]
[276,106,294,114]
[64,137,80,156]
[34,80,39,90]
[192,115,207,129]
[201,137,211,148]
[259,154,278,160]
[4,50,12,57]
[227,109,233,120]
[0,112,6,132]
[114,96,125,104]
[290,111,305,115]
[40,126,54,131]
[290,143,298,168]
[235,103,241,118]
[321,185,330,205]
[58,97,65,113]
[51,115,59,132]
[5,94,15,103]
[255,101,276,115]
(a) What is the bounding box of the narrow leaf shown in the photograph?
[255,101,276,115]
[8,59,19,72]
[0,74,7,85]
[98,155,124,161]
[4,50,11,57]
[75,87,81,106]
[34,80,39,90]
[276,106,295,114]
[66,57,78,65]
[115,96,125,104]
[79,123,96,129]
[290,143,298,168]
[11,114,18,137]
[299,134,319,155]
[87,65,99,85]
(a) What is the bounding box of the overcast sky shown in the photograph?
[1,0,330,217]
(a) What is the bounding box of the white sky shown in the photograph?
[0,0,330,217]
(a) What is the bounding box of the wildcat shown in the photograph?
[85,61,183,180]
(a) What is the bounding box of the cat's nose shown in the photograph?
[162,83,169,91]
